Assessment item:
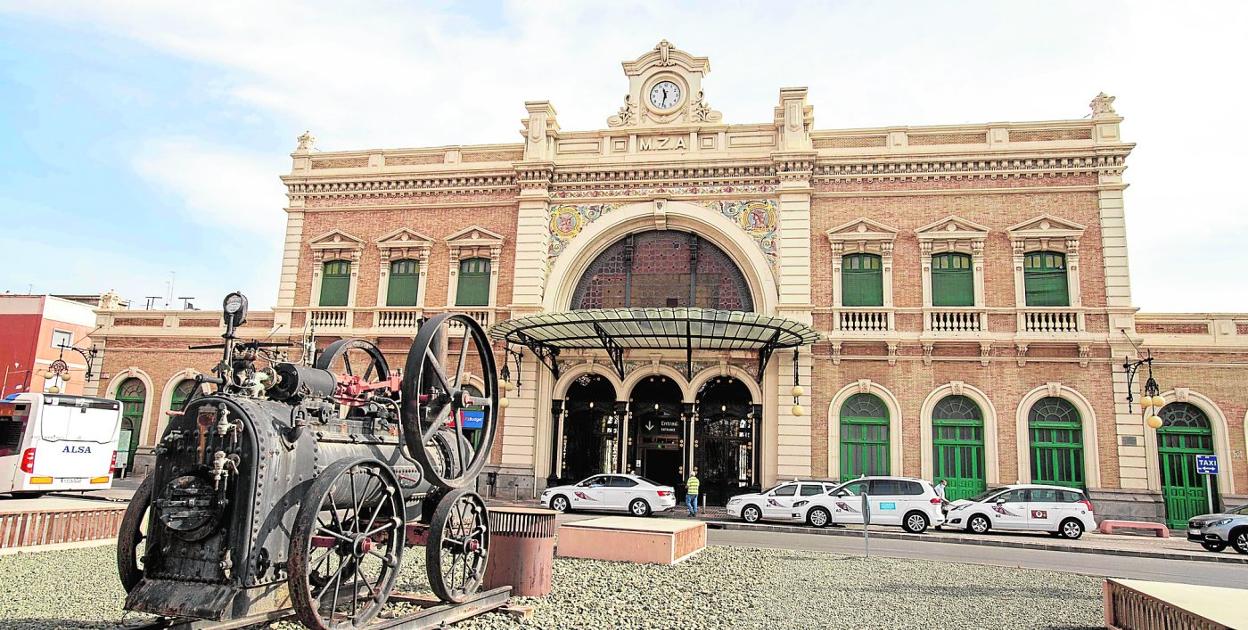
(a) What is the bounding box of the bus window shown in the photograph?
[0,410,27,457]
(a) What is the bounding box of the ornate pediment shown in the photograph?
[445,225,505,246]
[309,229,364,261]
[826,218,898,242]
[607,40,722,128]
[916,216,990,247]
[376,228,434,262]
[1007,214,1086,238]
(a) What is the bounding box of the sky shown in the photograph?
[0,1,1245,312]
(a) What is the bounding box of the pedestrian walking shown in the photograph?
[933,479,950,528]
[685,470,701,517]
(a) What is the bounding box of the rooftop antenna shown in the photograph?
[178,296,196,310]
[144,296,161,310]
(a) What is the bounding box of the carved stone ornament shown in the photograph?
[856,379,872,394]
[607,95,639,128]
[295,130,316,152]
[1090,92,1117,117]
[690,90,722,123]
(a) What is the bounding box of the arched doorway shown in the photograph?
[560,374,619,483]
[1157,402,1218,528]
[932,395,986,501]
[840,393,890,478]
[1028,397,1084,488]
[629,375,685,491]
[695,376,757,505]
[114,378,145,472]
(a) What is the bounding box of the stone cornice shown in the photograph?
[814,152,1128,182]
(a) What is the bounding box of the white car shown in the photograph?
[792,476,946,533]
[726,480,838,523]
[540,473,676,517]
[945,484,1096,539]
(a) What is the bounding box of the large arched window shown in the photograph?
[1157,402,1217,527]
[931,394,985,501]
[931,253,974,307]
[839,393,889,478]
[1028,397,1083,488]
[571,231,753,311]
[455,258,491,307]
[170,379,197,413]
[319,260,351,307]
[1023,251,1069,306]
[386,259,420,307]
[842,253,883,307]
[115,378,146,471]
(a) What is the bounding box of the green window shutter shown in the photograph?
[931,253,974,307]
[842,254,883,307]
[456,258,491,307]
[1023,252,1069,306]
[386,259,420,307]
[319,260,351,307]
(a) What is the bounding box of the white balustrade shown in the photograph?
[927,308,984,332]
[309,309,348,328]
[1022,308,1080,333]
[837,309,891,332]
[376,308,423,329]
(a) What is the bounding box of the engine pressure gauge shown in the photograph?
[222,291,248,327]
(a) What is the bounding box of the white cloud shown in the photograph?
[3,0,1248,311]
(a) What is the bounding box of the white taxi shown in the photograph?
[945,484,1096,539]
[726,480,838,523]
[541,473,676,517]
[792,476,945,533]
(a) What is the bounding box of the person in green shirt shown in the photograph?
[685,469,701,517]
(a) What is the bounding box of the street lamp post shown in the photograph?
[1123,351,1164,428]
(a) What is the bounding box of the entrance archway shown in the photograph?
[114,378,146,471]
[1156,402,1218,528]
[931,395,987,501]
[559,374,619,483]
[695,376,758,505]
[629,375,685,492]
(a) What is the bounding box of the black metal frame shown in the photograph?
[1123,351,1159,413]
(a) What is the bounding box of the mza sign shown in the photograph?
[1195,454,1219,475]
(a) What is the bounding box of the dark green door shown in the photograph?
[319,260,351,307]
[1023,251,1069,306]
[842,254,883,306]
[1157,403,1217,528]
[456,258,490,307]
[932,395,986,501]
[386,259,420,307]
[840,393,889,478]
[931,253,974,307]
[1028,397,1084,488]
[115,378,145,471]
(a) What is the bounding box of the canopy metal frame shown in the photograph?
[490,308,820,383]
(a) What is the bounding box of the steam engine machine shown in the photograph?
[118,292,500,629]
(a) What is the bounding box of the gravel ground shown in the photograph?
[0,544,1102,629]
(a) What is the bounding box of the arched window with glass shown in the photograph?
[114,378,146,472]
[1028,397,1083,488]
[319,260,352,307]
[839,393,889,478]
[170,379,198,413]
[842,253,883,307]
[386,259,420,307]
[931,395,986,501]
[1023,251,1069,306]
[931,252,974,307]
[1156,402,1218,528]
[456,258,491,307]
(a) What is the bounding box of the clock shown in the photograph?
[648,80,683,110]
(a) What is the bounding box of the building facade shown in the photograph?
[0,294,100,399]
[88,43,1247,526]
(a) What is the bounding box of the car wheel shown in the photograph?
[808,507,831,528]
[1059,518,1084,540]
[550,495,570,513]
[1201,541,1226,553]
[1232,528,1248,555]
[629,498,652,517]
[742,505,761,524]
[903,511,929,534]
[968,514,991,534]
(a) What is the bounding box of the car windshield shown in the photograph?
[966,487,1007,502]
[1228,504,1248,515]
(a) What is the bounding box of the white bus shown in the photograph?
[0,393,122,497]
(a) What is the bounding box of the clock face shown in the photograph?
[648,80,682,110]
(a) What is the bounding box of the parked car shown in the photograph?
[1186,503,1248,554]
[945,484,1096,539]
[727,480,839,524]
[792,476,945,533]
[540,473,676,517]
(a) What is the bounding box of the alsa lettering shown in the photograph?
[62,445,92,454]
[637,135,688,151]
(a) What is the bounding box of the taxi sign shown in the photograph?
[1195,454,1218,475]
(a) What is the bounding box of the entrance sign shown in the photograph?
[1195,455,1218,475]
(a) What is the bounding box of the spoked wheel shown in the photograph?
[401,313,498,489]
[289,457,405,630]
[426,488,490,604]
[117,475,154,592]
[316,338,393,407]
